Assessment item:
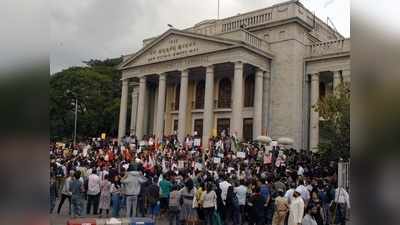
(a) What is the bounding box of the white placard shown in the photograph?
[195,162,203,170]
[227,167,234,173]
[83,146,89,157]
[265,145,272,151]
[140,141,146,146]
[271,141,278,147]
[237,151,246,159]
[194,138,201,146]
[178,160,184,169]
[218,153,224,158]
[213,157,221,164]
[120,146,125,151]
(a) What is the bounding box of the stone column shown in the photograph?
[136,76,147,140]
[232,61,244,139]
[118,79,129,142]
[333,71,341,95]
[178,69,189,142]
[342,69,351,83]
[262,70,271,136]
[202,65,214,146]
[129,85,139,136]
[309,73,320,151]
[155,73,167,139]
[253,68,264,139]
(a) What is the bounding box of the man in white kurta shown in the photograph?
[288,189,305,225]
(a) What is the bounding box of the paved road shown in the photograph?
[51,197,352,225]
[50,198,170,225]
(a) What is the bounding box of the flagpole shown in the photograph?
[218,0,220,19]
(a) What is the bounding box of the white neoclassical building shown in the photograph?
[117,0,350,150]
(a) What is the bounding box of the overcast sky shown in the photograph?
[50,0,350,74]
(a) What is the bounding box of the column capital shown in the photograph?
[139,75,146,82]
[263,70,271,79]
[341,69,351,76]
[205,64,214,72]
[132,88,139,95]
[180,69,189,77]
[159,73,167,80]
[333,70,341,78]
[255,68,264,78]
[234,61,243,70]
[311,73,319,81]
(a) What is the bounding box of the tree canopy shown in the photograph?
[50,57,123,142]
[314,82,350,162]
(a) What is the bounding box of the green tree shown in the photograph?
[50,57,123,142]
[313,82,350,162]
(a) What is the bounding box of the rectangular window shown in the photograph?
[243,118,253,142]
[217,118,230,136]
[173,120,178,133]
[193,119,203,137]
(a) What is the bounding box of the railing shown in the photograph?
[242,30,265,49]
[309,39,350,57]
[221,11,273,33]
[214,99,231,109]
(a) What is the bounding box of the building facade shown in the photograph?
[117,0,350,150]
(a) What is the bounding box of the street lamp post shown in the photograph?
[66,89,78,146]
[73,97,78,146]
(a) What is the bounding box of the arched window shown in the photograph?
[174,84,180,110]
[195,80,205,109]
[218,78,231,108]
[244,74,255,107]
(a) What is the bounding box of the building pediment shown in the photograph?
[119,29,242,69]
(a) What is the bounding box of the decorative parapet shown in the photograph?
[308,39,350,57]
[241,29,270,51]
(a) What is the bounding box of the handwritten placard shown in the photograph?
[195,162,203,170]
[237,151,246,159]
[194,138,201,146]
[213,157,221,164]
[178,160,184,169]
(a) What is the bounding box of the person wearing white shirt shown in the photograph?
[234,180,247,224]
[297,165,304,176]
[86,169,101,215]
[219,176,231,205]
[98,167,109,180]
[333,186,350,225]
[288,189,305,225]
[285,183,296,205]
[296,179,310,205]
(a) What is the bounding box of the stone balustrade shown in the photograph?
[221,10,273,33]
[309,39,350,57]
[241,30,270,51]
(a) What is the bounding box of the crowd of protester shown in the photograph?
[50,133,350,225]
